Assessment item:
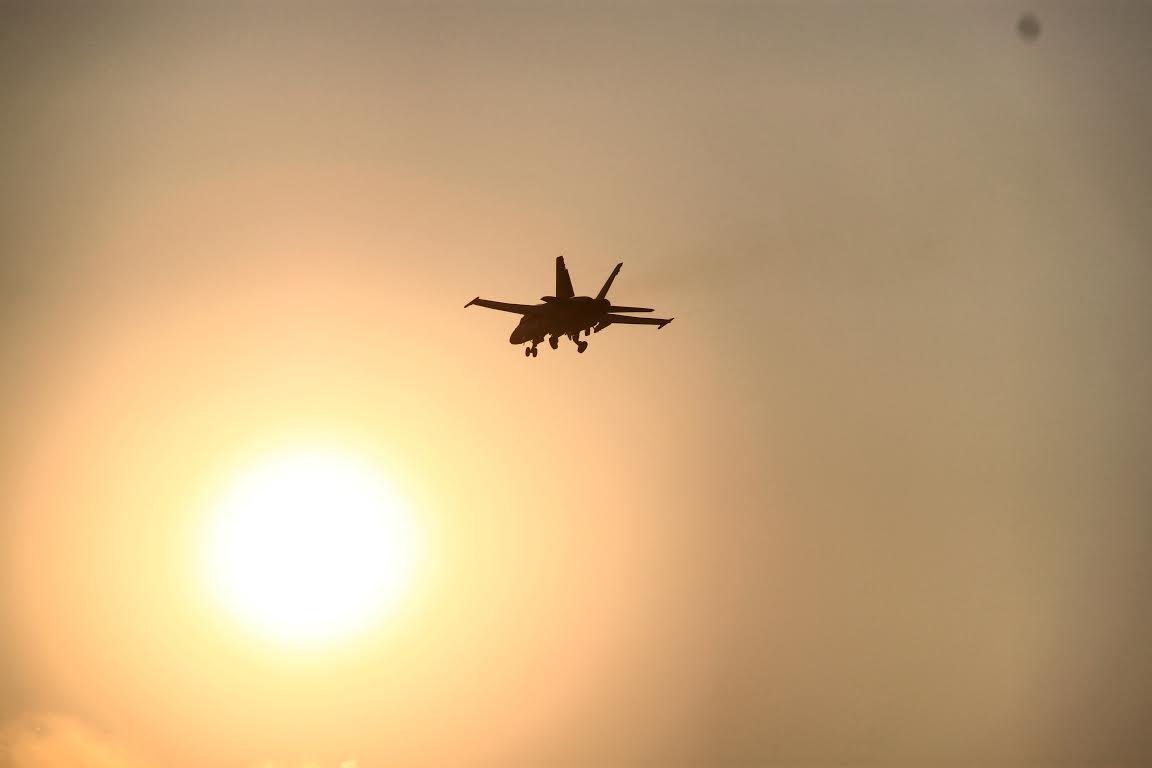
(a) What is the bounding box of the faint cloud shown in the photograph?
[0,713,149,768]
[0,715,359,768]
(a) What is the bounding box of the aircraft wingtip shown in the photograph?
[660,318,674,329]
[465,297,478,308]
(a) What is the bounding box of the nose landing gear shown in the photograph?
[524,343,539,358]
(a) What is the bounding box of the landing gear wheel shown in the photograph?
[549,335,559,350]
[531,346,539,357]
[577,341,588,354]
[525,347,532,357]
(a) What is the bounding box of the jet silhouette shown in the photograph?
[466,256,674,357]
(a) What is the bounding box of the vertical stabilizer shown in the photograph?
[555,256,575,299]
[596,263,623,300]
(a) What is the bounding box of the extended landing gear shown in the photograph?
[524,343,539,358]
[548,335,559,350]
[577,340,588,354]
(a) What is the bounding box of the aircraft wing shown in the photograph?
[465,297,536,314]
[600,313,673,329]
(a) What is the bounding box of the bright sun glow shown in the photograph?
[202,449,418,648]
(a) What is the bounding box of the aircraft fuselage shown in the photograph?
[508,296,608,344]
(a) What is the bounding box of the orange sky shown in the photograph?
[2,3,1151,767]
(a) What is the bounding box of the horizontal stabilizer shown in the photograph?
[601,313,674,329]
[608,305,654,313]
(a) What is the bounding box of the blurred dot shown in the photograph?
[1017,12,1041,42]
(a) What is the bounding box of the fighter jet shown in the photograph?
[465,256,674,357]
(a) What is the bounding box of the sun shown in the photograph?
[201,449,419,648]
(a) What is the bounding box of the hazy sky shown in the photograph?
[2,3,1151,767]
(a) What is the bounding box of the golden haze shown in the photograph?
[2,3,1152,767]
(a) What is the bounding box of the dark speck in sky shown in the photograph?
[1017,12,1041,42]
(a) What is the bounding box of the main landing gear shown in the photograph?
[525,336,587,356]
[566,333,589,354]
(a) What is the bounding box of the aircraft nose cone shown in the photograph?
[509,322,531,344]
